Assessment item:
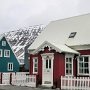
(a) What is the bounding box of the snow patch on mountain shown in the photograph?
[3,25,45,65]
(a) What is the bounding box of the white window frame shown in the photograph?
[65,54,74,76]
[0,49,3,57]
[2,41,6,46]
[4,50,10,57]
[45,58,51,69]
[78,55,90,76]
[33,57,38,74]
[8,62,13,71]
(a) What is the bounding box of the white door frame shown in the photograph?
[41,53,54,87]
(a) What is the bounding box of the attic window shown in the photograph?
[2,41,6,46]
[69,32,77,38]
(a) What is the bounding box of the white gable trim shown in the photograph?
[31,41,62,54]
[31,41,79,55]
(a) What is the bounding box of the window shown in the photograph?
[69,32,77,38]
[0,49,2,57]
[4,50,10,57]
[78,56,89,75]
[8,63,13,71]
[2,41,6,46]
[46,59,51,69]
[65,57,73,76]
[33,57,38,74]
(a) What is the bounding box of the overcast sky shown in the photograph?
[0,0,90,34]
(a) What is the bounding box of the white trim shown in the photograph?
[70,45,90,50]
[41,53,54,87]
[77,55,90,76]
[7,62,13,71]
[33,57,38,74]
[0,49,3,57]
[4,50,10,57]
[30,41,79,55]
[65,54,74,76]
[32,41,62,54]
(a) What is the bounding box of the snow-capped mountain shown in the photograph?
[3,25,45,64]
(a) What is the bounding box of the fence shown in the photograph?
[61,76,90,90]
[2,73,10,85]
[0,72,36,87]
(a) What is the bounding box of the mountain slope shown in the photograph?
[3,25,45,64]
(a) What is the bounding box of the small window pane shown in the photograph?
[84,63,88,67]
[85,69,89,73]
[84,57,88,62]
[49,59,51,68]
[34,68,37,72]
[69,58,72,62]
[35,59,37,62]
[46,60,48,69]
[66,70,68,74]
[79,57,83,62]
[66,64,68,68]
[35,64,37,67]
[69,70,72,74]
[66,58,68,62]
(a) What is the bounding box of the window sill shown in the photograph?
[4,56,10,58]
[77,73,89,76]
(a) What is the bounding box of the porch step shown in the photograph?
[38,85,52,89]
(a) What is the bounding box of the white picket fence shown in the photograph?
[2,73,10,85]
[12,73,36,87]
[61,76,90,90]
[0,72,36,87]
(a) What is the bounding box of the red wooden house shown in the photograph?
[28,14,90,88]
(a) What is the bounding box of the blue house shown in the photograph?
[0,36,20,72]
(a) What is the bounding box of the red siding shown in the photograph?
[29,47,66,87]
[73,58,77,76]
[29,48,90,88]
[53,52,65,87]
[78,49,90,55]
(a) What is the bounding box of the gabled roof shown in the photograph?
[31,41,79,54]
[0,35,20,64]
[28,13,90,51]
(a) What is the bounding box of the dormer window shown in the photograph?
[69,32,77,38]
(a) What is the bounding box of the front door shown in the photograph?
[41,53,54,87]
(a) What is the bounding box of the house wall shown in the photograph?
[78,49,90,55]
[29,47,65,87]
[0,37,20,72]
[53,52,65,87]
[24,45,31,71]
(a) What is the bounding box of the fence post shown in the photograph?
[1,73,2,84]
[10,73,12,85]
[61,76,62,89]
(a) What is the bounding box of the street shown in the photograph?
[0,85,59,90]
